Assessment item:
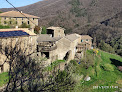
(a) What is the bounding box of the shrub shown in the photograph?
[34,26,40,34]
[99,40,115,54]
[101,64,114,71]
[55,70,68,83]
[0,25,10,29]
[41,26,47,34]
[70,60,78,66]
[82,54,94,69]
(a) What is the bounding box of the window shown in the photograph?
[4,17,6,20]
[4,21,7,24]
[86,39,89,41]
[22,18,23,20]
[0,65,4,72]
[10,21,12,24]
[28,21,30,24]
[41,52,49,59]
[22,21,23,24]
[81,40,83,42]
[33,18,34,20]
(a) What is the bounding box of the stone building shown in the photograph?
[47,26,65,37]
[0,11,40,28]
[37,27,86,65]
[0,28,37,73]
[37,26,93,66]
[76,35,93,52]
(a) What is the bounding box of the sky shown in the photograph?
[0,0,42,8]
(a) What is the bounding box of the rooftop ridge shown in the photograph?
[0,11,40,18]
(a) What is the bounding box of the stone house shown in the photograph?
[0,11,40,28]
[47,26,65,37]
[0,28,37,73]
[37,26,90,65]
[76,35,93,53]
[37,26,93,66]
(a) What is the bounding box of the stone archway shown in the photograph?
[63,50,72,61]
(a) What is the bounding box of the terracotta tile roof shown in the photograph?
[0,11,40,18]
[81,35,93,39]
[47,26,65,31]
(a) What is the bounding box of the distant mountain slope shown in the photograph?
[0,0,122,50]
[1,0,122,28]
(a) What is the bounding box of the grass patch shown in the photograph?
[0,72,9,87]
[71,50,122,92]
[45,60,66,71]
[101,63,114,71]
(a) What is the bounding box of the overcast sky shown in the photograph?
[0,0,42,8]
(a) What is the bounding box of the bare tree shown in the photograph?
[0,40,75,92]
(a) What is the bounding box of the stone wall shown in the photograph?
[0,35,37,73]
[0,17,38,28]
[47,37,79,63]
[53,28,65,37]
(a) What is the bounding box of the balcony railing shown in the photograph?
[38,45,57,52]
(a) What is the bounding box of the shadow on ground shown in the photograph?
[110,58,122,67]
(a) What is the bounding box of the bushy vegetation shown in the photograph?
[45,60,65,71]
[0,49,122,91]
[41,26,47,34]
[34,26,40,34]
[109,36,122,56]
[98,40,115,54]
[0,72,9,87]
[69,0,87,17]
[0,25,10,29]
[67,50,122,92]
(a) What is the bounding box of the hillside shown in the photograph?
[69,50,122,92]
[1,0,122,33]
[0,49,122,92]
[1,0,122,28]
[0,0,122,55]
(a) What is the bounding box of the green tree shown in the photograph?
[109,36,122,56]
[98,40,115,53]
[41,26,47,34]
